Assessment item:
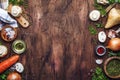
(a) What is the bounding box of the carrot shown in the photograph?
[0,55,19,73]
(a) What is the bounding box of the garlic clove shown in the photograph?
[98,31,107,43]
[96,59,103,64]
[89,10,101,21]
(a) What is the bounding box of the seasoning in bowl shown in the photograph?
[1,25,17,42]
[96,45,106,56]
[104,57,120,79]
[12,40,26,54]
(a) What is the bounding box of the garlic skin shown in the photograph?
[96,59,103,65]
[89,10,100,21]
[0,45,8,57]
[108,30,116,39]
[11,6,22,17]
[98,31,107,43]
[97,0,109,5]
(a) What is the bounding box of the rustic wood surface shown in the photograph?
[1,0,120,80]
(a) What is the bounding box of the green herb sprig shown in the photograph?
[9,0,24,6]
[95,23,103,28]
[0,70,10,80]
[108,0,120,4]
[92,67,109,80]
[108,51,120,57]
[88,26,97,35]
[94,0,107,16]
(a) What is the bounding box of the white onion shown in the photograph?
[107,38,120,51]
[7,72,22,80]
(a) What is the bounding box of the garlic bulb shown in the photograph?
[97,0,109,5]
[89,10,100,21]
[11,6,22,17]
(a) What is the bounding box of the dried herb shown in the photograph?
[106,59,120,76]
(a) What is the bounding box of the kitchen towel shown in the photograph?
[0,8,18,30]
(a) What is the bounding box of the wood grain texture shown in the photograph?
[23,0,95,80]
[0,0,117,80]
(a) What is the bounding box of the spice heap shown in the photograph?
[89,0,120,79]
[0,0,29,80]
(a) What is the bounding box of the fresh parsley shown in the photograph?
[108,0,120,4]
[0,70,10,80]
[108,51,120,57]
[94,0,107,16]
[92,67,109,80]
[88,26,97,35]
[95,23,103,28]
[9,0,24,5]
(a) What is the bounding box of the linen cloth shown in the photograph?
[0,0,18,30]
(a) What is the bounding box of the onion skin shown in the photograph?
[7,72,22,80]
[107,38,120,51]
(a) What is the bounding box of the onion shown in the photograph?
[107,38,120,51]
[7,72,22,80]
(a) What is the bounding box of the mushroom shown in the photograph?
[97,0,109,5]
[89,10,101,21]
[105,8,120,28]
[11,6,22,17]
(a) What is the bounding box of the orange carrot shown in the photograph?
[0,55,19,73]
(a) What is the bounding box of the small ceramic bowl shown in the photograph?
[104,57,120,79]
[96,45,106,56]
[1,25,17,42]
[12,40,26,54]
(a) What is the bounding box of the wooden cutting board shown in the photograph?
[7,4,29,28]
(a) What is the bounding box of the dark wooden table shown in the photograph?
[1,0,119,80]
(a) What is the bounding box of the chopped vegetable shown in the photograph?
[92,67,109,80]
[0,55,19,74]
[88,26,97,35]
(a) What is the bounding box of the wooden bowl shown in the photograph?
[104,57,120,79]
[1,25,17,42]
